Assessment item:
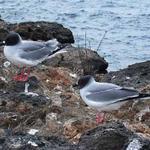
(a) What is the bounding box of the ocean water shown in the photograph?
[0,0,150,71]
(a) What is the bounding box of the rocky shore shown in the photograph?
[0,19,150,149]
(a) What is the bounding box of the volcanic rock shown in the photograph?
[78,122,150,150]
[0,19,74,43]
[99,61,150,88]
[44,46,108,75]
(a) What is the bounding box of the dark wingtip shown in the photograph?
[139,93,150,98]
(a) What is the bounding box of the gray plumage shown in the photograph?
[77,75,150,111]
[3,32,66,67]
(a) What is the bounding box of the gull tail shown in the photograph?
[137,93,150,100]
[124,93,150,101]
[51,44,68,55]
[47,44,68,59]
[51,48,67,56]
[111,93,150,105]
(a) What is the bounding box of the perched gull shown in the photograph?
[74,75,150,123]
[0,32,67,81]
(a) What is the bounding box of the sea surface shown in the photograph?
[0,0,150,71]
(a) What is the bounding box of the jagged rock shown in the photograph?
[0,18,149,148]
[0,75,48,107]
[0,28,8,41]
[100,61,150,88]
[63,118,96,143]
[0,122,149,150]
[44,46,108,75]
[49,94,63,113]
[0,19,108,74]
[78,122,150,150]
[0,19,74,43]
[6,76,39,93]
[0,19,7,27]
[0,112,20,127]
[33,66,74,89]
[0,128,5,137]
[1,134,76,150]
[45,113,62,134]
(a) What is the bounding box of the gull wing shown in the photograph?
[88,82,121,93]
[86,86,139,103]
[20,41,46,52]
[20,39,59,52]
[19,46,52,61]
[19,39,61,60]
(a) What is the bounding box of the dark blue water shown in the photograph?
[0,0,150,71]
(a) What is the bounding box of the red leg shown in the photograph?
[13,66,29,82]
[21,66,25,75]
[96,112,105,124]
[27,67,30,76]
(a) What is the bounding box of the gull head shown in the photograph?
[4,32,22,46]
[74,75,94,89]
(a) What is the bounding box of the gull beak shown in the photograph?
[0,41,5,46]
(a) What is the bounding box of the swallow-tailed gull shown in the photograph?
[74,75,150,123]
[0,32,67,81]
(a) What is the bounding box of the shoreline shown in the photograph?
[0,19,150,149]
[1,18,149,72]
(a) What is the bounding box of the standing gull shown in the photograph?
[74,75,150,123]
[0,32,67,81]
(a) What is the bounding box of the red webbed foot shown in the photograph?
[96,112,105,124]
[13,74,28,82]
[13,66,30,82]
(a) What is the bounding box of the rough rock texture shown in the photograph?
[0,19,149,149]
[0,19,108,74]
[0,19,74,43]
[44,46,108,75]
[78,122,150,150]
[0,122,149,150]
[95,61,150,139]
[0,134,76,150]
[0,43,108,75]
[0,57,149,149]
[99,61,150,89]
[0,62,96,140]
